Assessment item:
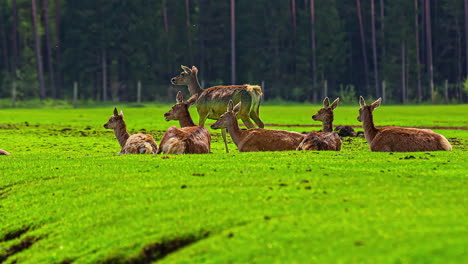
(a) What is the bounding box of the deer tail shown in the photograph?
[139,142,153,154]
[246,85,262,115]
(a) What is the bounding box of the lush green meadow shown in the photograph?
[0,104,467,263]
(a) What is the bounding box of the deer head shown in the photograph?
[171,65,198,85]
[211,100,241,130]
[357,96,381,122]
[312,97,339,122]
[164,91,196,121]
[104,107,124,129]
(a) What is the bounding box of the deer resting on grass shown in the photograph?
[297,97,342,151]
[358,96,452,152]
[158,91,211,154]
[104,108,158,154]
[211,100,305,152]
[171,65,264,153]
[0,149,10,155]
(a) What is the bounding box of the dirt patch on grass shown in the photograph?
[0,236,40,263]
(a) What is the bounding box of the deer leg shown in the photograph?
[250,111,264,128]
[240,115,256,129]
[222,128,230,153]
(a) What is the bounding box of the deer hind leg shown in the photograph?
[222,128,230,153]
[250,111,264,128]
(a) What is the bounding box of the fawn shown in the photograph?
[358,96,452,152]
[211,100,305,152]
[103,108,158,154]
[171,65,264,153]
[297,97,342,151]
[158,91,211,154]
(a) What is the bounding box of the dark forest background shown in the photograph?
[0,0,467,104]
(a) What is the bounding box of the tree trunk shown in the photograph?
[54,0,62,98]
[371,0,379,97]
[230,0,236,84]
[310,0,317,99]
[464,0,468,75]
[32,0,46,99]
[43,0,56,98]
[11,0,18,79]
[185,0,193,65]
[356,0,370,94]
[414,0,422,101]
[425,0,434,103]
[401,41,406,103]
[291,0,297,87]
[0,5,9,72]
[102,49,107,101]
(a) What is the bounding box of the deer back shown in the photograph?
[159,126,211,154]
[235,128,305,152]
[297,131,342,151]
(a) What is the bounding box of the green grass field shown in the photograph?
[0,104,467,263]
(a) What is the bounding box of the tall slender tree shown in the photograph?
[425,0,434,103]
[309,0,317,100]
[230,0,236,84]
[415,0,422,101]
[54,0,62,98]
[42,0,56,98]
[356,0,370,94]
[11,0,18,79]
[32,0,46,99]
[371,0,379,97]
[0,4,9,72]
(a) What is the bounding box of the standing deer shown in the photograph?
[0,149,10,155]
[211,101,305,152]
[103,108,158,154]
[297,97,342,151]
[171,65,264,153]
[358,96,452,152]
[158,91,211,154]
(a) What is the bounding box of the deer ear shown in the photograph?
[233,102,241,113]
[323,97,330,108]
[227,100,234,112]
[191,66,198,75]
[371,97,382,109]
[119,110,124,117]
[176,91,183,103]
[359,96,366,108]
[113,107,118,116]
[330,97,340,110]
[181,65,192,74]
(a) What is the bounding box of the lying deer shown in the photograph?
[171,65,264,153]
[358,96,452,152]
[158,91,211,154]
[103,108,158,154]
[297,97,342,151]
[0,149,10,155]
[211,101,305,152]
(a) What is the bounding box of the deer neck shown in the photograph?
[362,111,379,144]
[322,114,334,132]
[187,75,203,96]
[225,117,245,147]
[113,122,130,148]
[178,108,196,128]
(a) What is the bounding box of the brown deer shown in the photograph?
[103,108,158,154]
[171,65,264,153]
[297,97,342,151]
[158,91,211,154]
[358,96,452,152]
[211,101,305,152]
[0,149,10,155]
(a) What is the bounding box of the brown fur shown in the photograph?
[158,91,211,154]
[298,97,342,151]
[0,149,10,155]
[211,101,305,152]
[103,108,158,154]
[171,65,264,153]
[358,96,452,152]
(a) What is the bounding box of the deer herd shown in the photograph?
[0,65,452,156]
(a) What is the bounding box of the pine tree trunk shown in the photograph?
[185,0,193,64]
[54,0,62,98]
[43,0,56,98]
[11,0,18,79]
[32,0,46,99]
[415,0,422,101]
[356,0,370,94]
[230,0,236,84]
[310,0,317,98]
[371,0,379,98]
[425,0,434,103]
